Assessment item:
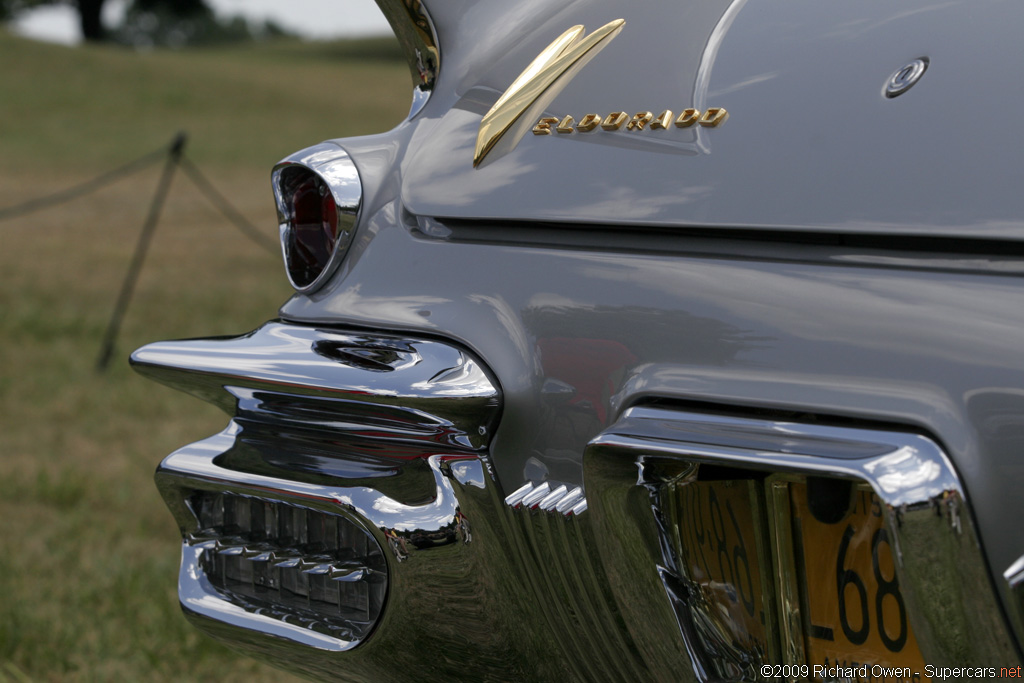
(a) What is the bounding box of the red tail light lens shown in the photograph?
[273,145,362,293]
[281,168,339,289]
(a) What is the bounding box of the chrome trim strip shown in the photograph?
[504,482,533,507]
[272,143,363,294]
[131,322,501,451]
[538,485,568,511]
[521,482,551,508]
[1006,555,1024,651]
[504,481,588,517]
[554,487,584,514]
[374,0,439,119]
[584,406,1019,678]
[693,0,748,155]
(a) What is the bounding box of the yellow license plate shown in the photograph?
[786,481,929,680]
[669,472,930,681]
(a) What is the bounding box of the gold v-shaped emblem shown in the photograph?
[473,19,625,167]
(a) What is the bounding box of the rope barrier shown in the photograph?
[0,133,279,255]
[0,144,168,222]
[96,132,187,372]
[179,156,279,255]
[0,131,284,371]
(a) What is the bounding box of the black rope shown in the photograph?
[0,143,169,222]
[178,156,279,255]
[96,132,187,372]
[0,130,282,371]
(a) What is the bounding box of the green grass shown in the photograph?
[0,29,409,681]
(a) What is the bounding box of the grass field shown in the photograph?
[0,29,409,681]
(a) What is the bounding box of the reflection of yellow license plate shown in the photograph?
[784,480,929,680]
[668,472,929,681]
[674,479,772,657]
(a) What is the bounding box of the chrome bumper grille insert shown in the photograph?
[189,492,386,641]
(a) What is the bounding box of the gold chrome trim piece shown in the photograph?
[699,108,729,127]
[530,108,729,135]
[577,113,602,132]
[532,117,559,135]
[556,116,576,134]
[676,108,701,127]
[626,112,654,131]
[650,110,673,130]
[473,19,626,167]
[601,112,628,130]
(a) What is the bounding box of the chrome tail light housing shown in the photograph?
[273,143,362,292]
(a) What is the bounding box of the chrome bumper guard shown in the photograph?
[132,322,503,678]
[583,406,1021,680]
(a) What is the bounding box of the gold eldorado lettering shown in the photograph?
[534,108,729,134]
[577,114,602,131]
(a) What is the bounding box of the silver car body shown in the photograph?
[133,0,1024,679]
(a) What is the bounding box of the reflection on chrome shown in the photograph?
[133,322,502,674]
[1006,555,1024,656]
[374,0,439,118]
[186,491,387,646]
[161,433,484,653]
[131,322,501,451]
[584,406,1018,681]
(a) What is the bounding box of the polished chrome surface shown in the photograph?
[137,321,661,680]
[187,491,387,644]
[499,480,650,682]
[885,58,928,98]
[134,321,519,678]
[584,406,1019,680]
[272,143,362,293]
[505,481,586,517]
[159,425,492,669]
[131,321,500,451]
[1006,555,1024,654]
[374,0,439,119]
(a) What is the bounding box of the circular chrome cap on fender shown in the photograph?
[885,58,928,98]
[272,143,362,293]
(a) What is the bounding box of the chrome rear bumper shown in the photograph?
[134,322,1022,680]
[132,323,504,678]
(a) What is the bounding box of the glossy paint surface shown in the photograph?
[138,0,1024,675]
[282,195,1024,660]
[397,0,1024,238]
[275,1,1024,612]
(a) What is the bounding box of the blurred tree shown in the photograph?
[76,0,105,40]
[132,0,210,19]
[1,0,292,46]
[0,0,108,41]
[114,0,292,48]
